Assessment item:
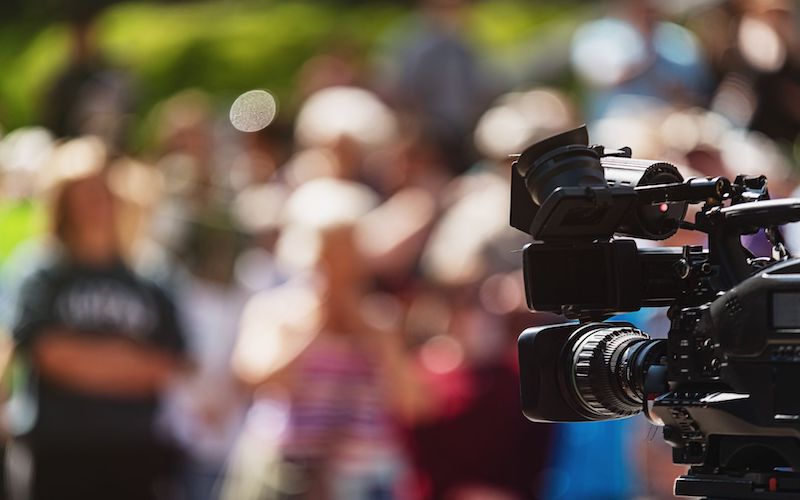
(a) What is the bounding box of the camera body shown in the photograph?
[512,126,800,498]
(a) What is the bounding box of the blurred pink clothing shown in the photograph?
[281,334,398,462]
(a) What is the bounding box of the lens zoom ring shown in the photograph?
[572,327,648,418]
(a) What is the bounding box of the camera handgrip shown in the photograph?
[707,199,800,287]
[720,198,800,229]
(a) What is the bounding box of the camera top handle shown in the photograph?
[629,174,800,288]
[702,198,800,288]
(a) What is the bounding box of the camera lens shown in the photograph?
[561,323,662,420]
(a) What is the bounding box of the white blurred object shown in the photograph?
[295,86,397,149]
[421,172,510,285]
[0,127,54,173]
[474,88,575,159]
[592,118,661,159]
[659,108,733,154]
[234,247,284,294]
[659,109,704,153]
[274,225,322,273]
[233,281,322,384]
[230,90,278,133]
[711,74,758,128]
[282,148,339,188]
[355,187,436,275]
[738,15,786,73]
[719,129,792,183]
[107,157,164,207]
[166,275,251,463]
[474,105,530,159]
[588,95,675,158]
[276,178,379,272]
[38,135,107,193]
[232,183,289,234]
[282,177,379,229]
[0,127,55,198]
[571,18,647,87]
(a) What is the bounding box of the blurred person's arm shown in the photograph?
[356,188,437,280]
[31,331,183,397]
[371,326,435,422]
[13,270,189,398]
[231,285,321,389]
[358,296,436,422]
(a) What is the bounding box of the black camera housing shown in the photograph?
[511,126,800,498]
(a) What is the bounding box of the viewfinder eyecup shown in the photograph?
[515,126,606,206]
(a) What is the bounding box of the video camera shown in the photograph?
[511,126,800,499]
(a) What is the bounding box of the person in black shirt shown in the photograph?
[42,14,136,152]
[7,166,187,500]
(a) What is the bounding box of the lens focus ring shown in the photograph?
[569,325,650,419]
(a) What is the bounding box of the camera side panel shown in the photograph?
[518,323,595,422]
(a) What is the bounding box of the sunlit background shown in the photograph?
[0,0,799,499]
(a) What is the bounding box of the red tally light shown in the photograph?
[659,203,669,213]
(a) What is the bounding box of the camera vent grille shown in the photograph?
[724,296,743,319]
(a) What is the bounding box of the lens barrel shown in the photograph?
[562,323,663,420]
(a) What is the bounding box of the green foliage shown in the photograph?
[0,24,70,133]
[0,1,583,138]
[101,2,401,106]
[0,1,587,260]
[470,0,577,48]
[0,200,46,262]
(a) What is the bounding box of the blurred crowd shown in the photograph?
[0,0,799,499]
